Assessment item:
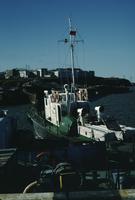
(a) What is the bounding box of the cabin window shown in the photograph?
[45,99,47,105]
[58,105,61,124]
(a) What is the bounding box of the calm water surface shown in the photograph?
[90,87,135,127]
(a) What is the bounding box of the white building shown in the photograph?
[18,70,28,78]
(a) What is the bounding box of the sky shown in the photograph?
[0,0,135,80]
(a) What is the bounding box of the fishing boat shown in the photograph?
[28,19,135,143]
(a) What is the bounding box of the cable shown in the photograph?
[23,180,38,193]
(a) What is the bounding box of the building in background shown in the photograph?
[53,67,95,82]
[37,68,48,77]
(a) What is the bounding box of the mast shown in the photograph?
[59,19,83,93]
[69,18,75,90]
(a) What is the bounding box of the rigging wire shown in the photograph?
[76,29,88,87]
[57,42,71,86]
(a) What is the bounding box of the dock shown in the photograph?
[0,189,135,200]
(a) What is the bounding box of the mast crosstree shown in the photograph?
[59,18,83,91]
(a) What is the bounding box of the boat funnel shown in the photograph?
[95,106,104,122]
[44,90,48,97]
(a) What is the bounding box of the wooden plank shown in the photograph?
[0,190,135,200]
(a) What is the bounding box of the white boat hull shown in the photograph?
[78,124,123,142]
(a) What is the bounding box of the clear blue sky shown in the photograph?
[0,0,135,80]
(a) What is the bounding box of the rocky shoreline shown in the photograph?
[0,76,132,106]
